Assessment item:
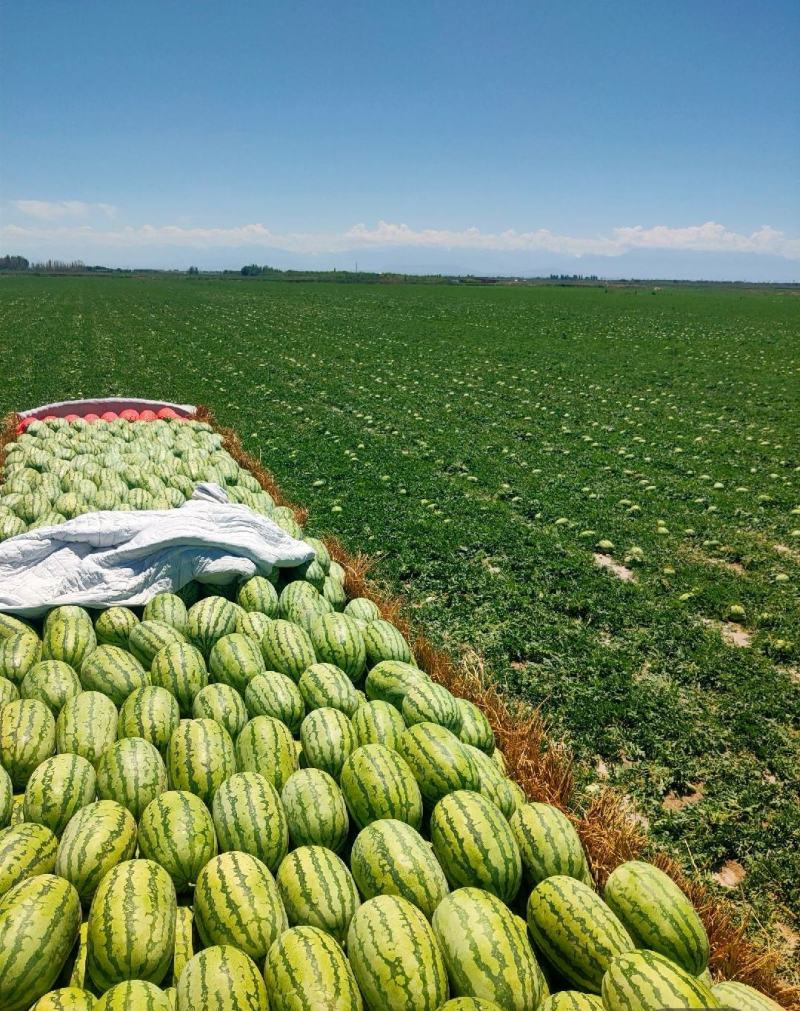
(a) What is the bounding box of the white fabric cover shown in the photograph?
[0,484,313,617]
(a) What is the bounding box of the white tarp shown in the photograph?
[0,484,314,617]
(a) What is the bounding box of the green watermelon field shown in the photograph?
[1,273,798,959]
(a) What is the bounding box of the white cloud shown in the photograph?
[2,213,798,260]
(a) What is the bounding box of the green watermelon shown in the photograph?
[176,945,268,1011]
[431,790,522,902]
[344,597,381,623]
[363,618,414,666]
[20,661,81,716]
[87,859,176,991]
[402,680,461,733]
[0,766,11,828]
[208,632,265,692]
[0,822,58,897]
[510,802,593,887]
[23,753,96,835]
[128,621,186,669]
[264,924,363,1010]
[93,980,170,1010]
[308,613,366,682]
[138,790,217,891]
[304,536,332,573]
[0,874,82,1011]
[351,698,406,749]
[235,609,273,644]
[537,994,603,1011]
[117,685,180,753]
[79,645,150,707]
[192,682,248,737]
[602,949,719,1010]
[94,607,139,649]
[438,1001,502,1011]
[347,895,449,1011]
[237,576,279,617]
[172,905,194,988]
[299,662,360,715]
[30,987,97,1010]
[150,642,208,716]
[56,691,118,764]
[455,700,495,754]
[365,660,430,708]
[299,707,357,779]
[604,860,710,975]
[261,620,317,682]
[277,845,360,944]
[42,607,96,669]
[185,596,238,656]
[281,768,349,853]
[95,737,166,819]
[711,981,782,1011]
[194,850,287,959]
[212,771,289,872]
[235,714,298,791]
[0,632,42,686]
[244,671,305,733]
[0,676,19,709]
[463,744,519,818]
[56,799,137,901]
[397,722,480,804]
[526,875,634,992]
[322,575,346,611]
[340,743,423,829]
[350,818,449,918]
[143,593,189,633]
[0,613,35,641]
[0,698,56,789]
[166,718,236,805]
[433,886,547,1010]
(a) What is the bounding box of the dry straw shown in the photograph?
[1,407,796,1008]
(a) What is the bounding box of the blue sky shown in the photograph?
[1,0,798,279]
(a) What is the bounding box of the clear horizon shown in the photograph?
[1,0,798,281]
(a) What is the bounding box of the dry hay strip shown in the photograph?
[1,407,796,1007]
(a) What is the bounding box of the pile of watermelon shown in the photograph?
[0,421,780,1010]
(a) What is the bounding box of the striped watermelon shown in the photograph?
[235,714,298,791]
[94,607,139,649]
[117,685,180,753]
[138,790,217,890]
[526,875,633,992]
[712,981,782,1011]
[281,768,349,853]
[56,691,118,764]
[347,895,449,1011]
[260,620,317,682]
[55,800,137,901]
[0,765,10,828]
[95,737,167,818]
[439,1001,502,1011]
[167,718,236,805]
[176,945,268,1011]
[30,988,97,1010]
[602,950,719,1010]
[604,860,710,975]
[277,845,360,944]
[129,621,186,668]
[433,886,547,1010]
[308,614,366,682]
[365,660,430,708]
[322,575,346,611]
[304,536,332,573]
[463,744,519,818]
[340,743,423,829]
[143,593,189,634]
[172,906,194,986]
[344,597,381,623]
[0,698,56,788]
[93,980,170,1009]
[0,675,19,709]
[279,580,322,618]
[212,771,289,872]
[351,699,406,749]
[0,613,34,641]
[397,722,480,804]
[329,559,346,584]
[285,595,334,635]
[299,707,357,779]
[264,924,363,1011]
[511,802,592,887]
[150,642,208,716]
[185,596,238,656]
[208,632,265,692]
[0,822,58,897]
[237,576,280,617]
[80,645,150,706]
[23,753,96,835]
[363,619,413,666]
[0,632,42,685]
[87,859,176,991]
[244,671,305,733]
[21,661,81,716]
[0,874,82,1011]
[192,682,248,737]
[402,681,461,733]
[235,609,273,644]
[194,850,287,959]
[302,559,327,591]
[351,819,449,917]
[42,607,96,669]
[431,791,522,902]
[299,662,360,715]
[537,994,604,1011]
[456,699,495,754]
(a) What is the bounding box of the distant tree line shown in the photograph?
[0,255,29,271]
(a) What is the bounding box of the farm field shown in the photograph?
[1,274,798,957]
